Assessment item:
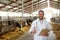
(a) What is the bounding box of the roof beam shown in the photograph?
[12,0,46,12]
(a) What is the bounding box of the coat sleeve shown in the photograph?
[29,21,36,34]
[46,22,53,31]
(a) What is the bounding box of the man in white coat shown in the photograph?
[29,10,53,40]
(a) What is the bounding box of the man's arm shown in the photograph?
[39,22,53,36]
[29,21,36,34]
[47,22,53,31]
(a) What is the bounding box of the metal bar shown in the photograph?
[31,0,34,18]
[55,1,58,17]
[10,0,46,12]
[58,2,60,16]
[21,0,24,18]
[21,0,24,30]
[47,0,50,7]
[38,0,39,10]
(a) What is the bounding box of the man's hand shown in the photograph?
[31,30,36,34]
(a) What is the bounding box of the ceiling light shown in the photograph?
[8,0,16,2]
[33,0,37,1]
[5,6,12,8]
[13,0,16,1]
[54,0,58,1]
[0,4,4,6]
[13,8,18,9]
[11,3,17,6]
[41,0,45,1]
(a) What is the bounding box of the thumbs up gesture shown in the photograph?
[31,27,36,34]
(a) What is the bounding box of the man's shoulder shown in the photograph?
[32,19,37,23]
[45,21,51,25]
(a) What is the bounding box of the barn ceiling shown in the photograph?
[0,0,60,13]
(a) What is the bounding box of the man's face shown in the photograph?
[38,12,44,20]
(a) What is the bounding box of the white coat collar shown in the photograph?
[36,18,46,23]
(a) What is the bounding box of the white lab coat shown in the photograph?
[29,18,52,40]
[48,31,56,40]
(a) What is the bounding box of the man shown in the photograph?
[29,10,52,40]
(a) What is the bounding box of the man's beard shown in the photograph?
[39,17,44,20]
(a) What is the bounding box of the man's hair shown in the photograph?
[38,10,44,14]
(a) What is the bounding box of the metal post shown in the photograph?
[58,2,60,16]
[47,0,50,7]
[32,0,34,19]
[7,13,9,21]
[7,4,9,27]
[22,0,24,19]
[38,0,39,10]
[21,0,24,30]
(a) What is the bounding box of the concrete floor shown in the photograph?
[16,31,33,40]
